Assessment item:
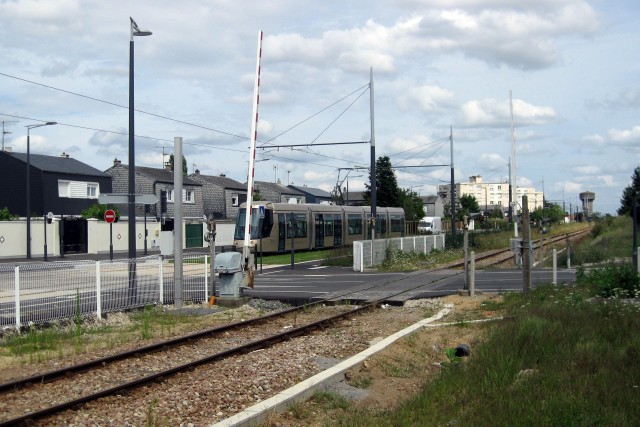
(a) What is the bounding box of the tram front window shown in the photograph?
[234,208,262,240]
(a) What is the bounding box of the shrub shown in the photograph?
[576,263,640,298]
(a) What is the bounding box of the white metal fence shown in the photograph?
[0,255,210,330]
[353,235,446,272]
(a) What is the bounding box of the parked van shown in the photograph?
[418,216,441,234]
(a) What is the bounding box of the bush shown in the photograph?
[576,263,640,298]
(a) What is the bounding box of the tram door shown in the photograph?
[278,213,286,252]
[334,215,342,246]
[315,214,324,248]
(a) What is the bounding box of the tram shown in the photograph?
[232,202,405,253]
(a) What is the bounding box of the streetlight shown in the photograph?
[128,17,152,260]
[25,121,56,259]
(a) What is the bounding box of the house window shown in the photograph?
[58,180,99,199]
[87,184,98,198]
[232,194,239,207]
[166,189,195,203]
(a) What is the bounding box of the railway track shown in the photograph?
[0,227,589,426]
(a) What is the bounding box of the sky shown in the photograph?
[1,0,639,215]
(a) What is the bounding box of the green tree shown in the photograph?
[168,154,188,175]
[399,189,425,221]
[81,204,120,221]
[363,156,401,207]
[618,166,640,216]
[0,207,18,221]
[252,188,262,202]
[459,194,480,218]
[530,201,565,223]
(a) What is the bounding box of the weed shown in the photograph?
[312,390,351,411]
[439,347,463,369]
[350,375,374,389]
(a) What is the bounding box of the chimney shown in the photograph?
[194,169,200,175]
[4,146,12,153]
[113,158,122,167]
[61,152,69,158]
[164,161,172,171]
[219,173,226,177]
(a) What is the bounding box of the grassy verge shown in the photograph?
[325,263,640,426]
[0,305,203,364]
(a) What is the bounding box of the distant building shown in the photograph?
[420,195,444,218]
[287,185,332,204]
[438,175,544,214]
[190,171,246,220]
[0,150,112,216]
[253,181,306,204]
[344,191,366,206]
[105,159,204,220]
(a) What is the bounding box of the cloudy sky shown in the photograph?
[1,0,638,215]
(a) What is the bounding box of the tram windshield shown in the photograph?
[234,207,273,240]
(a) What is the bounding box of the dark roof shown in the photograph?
[345,191,365,201]
[132,165,201,186]
[190,173,245,190]
[254,181,305,195]
[8,152,109,177]
[288,185,332,198]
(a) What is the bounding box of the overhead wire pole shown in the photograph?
[370,68,376,240]
[450,126,456,238]
[510,90,518,238]
[243,30,263,286]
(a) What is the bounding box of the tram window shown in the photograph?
[287,213,307,238]
[325,216,333,236]
[391,215,404,232]
[348,214,362,235]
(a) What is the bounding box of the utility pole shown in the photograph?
[510,90,518,238]
[370,67,377,240]
[450,126,456,238]
[522,195,531,293]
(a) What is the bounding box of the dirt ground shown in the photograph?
[260,293,504,427]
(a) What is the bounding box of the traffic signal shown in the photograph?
[160,191,167,213]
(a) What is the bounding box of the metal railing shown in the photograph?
[0,255,209,330]
[353,235,446,272]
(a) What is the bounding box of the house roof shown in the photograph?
[8,152,109,177]
[190,173,245,190]
[254,181,305,195]
[288,185,332,198]
[116,165,201,186]
[345,191,365,201]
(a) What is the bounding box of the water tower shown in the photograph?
[579,191,595,217]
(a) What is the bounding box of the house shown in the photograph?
[287,185,332,204]
[0,150,112,216]
[105,159,204,221]
[189,171,247,220]
[420,195,444,218]
[344,191,366,206]
[253,181,306,204]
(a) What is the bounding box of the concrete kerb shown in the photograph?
[210,304,453,427]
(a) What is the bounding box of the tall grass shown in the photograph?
[329,265,640,426]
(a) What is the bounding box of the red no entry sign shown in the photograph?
[104,209,116,223]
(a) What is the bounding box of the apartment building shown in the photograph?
[438,175,544,213]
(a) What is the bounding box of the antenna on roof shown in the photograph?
[1,120,18,151]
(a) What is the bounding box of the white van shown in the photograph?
[418,217,442,234]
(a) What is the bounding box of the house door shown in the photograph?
[185,223,203,248]
[60,217,88,254]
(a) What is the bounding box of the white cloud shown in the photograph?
[459,98,556,128]
[396,85,456,113]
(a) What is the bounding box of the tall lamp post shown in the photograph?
[25,122,56,259]
[128,17,152,260]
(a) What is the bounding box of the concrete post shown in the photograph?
[470,251,475,297]
[463,229,469,290]
[522,195,531,293]
[552,248,557,286]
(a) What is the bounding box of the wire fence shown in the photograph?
[0,254,209,330]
